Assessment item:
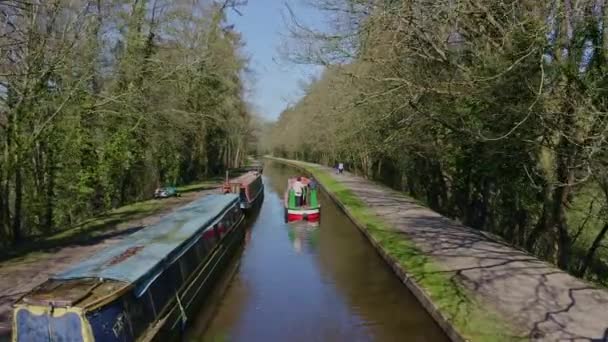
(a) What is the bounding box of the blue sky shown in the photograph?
[227,1,325,121]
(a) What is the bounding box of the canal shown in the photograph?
[186,162,447,341]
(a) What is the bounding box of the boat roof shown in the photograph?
[54,194,239,287]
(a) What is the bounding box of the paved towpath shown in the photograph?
[296,161,608,341]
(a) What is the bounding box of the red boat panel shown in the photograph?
[223,171,263,206]
[287,213,320,222]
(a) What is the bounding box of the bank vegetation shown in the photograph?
[0,0,252,245]
[271,0,608,283]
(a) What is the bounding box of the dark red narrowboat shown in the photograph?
[222,170,264,209]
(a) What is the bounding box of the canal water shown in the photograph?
[186,162,447,341]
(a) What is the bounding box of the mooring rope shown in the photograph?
[176,291,187,329]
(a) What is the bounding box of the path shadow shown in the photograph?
[334,170,608,341]
[179,184,219,194]
[0,209,150,263]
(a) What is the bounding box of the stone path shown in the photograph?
[301,161,608,341]
[0,188,218,340]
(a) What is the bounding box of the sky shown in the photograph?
[227,1,325,121]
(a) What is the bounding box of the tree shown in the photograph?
[271,0,608,283]
[0,0,253,245]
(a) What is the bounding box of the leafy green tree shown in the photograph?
[272,0,608,283]
[0,0,252,245]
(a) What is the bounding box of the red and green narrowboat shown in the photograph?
[283,177,321,222]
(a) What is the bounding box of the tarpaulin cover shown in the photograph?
[54,194,239,286]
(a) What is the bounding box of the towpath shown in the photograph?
[279,159,608,341]
[0,187,219,340]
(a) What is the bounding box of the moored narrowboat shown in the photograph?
[12,194,244,342]
[222,171,264,209]
[284,176,321,222]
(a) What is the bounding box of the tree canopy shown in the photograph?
[0,0,252,244]
[271,0,608,283]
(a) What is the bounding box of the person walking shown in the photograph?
[338,162,344,174]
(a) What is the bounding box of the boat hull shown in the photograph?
[12,195,245,342]
[223,171,264,210]
[240,183,264,209]
[284,176,321,223]
[286,208,320,222]
[141,214,246,342]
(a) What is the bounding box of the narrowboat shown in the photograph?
[222,170,264,209]
[284,176,321,222]
[12,194,244,342]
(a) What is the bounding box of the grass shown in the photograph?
[268,156,523,342]
[0,179,223,263]
[563,184,608,284]
[177,178,223,193]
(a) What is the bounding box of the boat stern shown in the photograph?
[286,208,321,222]
[13,305,91,342]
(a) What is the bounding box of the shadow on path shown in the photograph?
[326,168,608,341]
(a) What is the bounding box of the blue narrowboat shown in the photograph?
[12,194,244,342]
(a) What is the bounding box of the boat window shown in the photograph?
[125,290,155,336]
[224,211,233,231]
[149,274,170,314]
[194,235,208,261]
[201,226,218,251]
[225,218,233,233]
[215,223,225,238]
[149,262,182,314]
[179,245,199,284]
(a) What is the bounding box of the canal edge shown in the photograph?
[266,157,467,342]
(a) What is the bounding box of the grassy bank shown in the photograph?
[0,179,222,263]
[268,157,522,341]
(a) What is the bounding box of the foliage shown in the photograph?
[271,0,608,283]
[0,0,252,245]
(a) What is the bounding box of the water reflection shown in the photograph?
[287,222,319,255]
[188,162,447,342]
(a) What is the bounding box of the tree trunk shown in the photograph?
[12,166,23,244]
[91,0,103,94]
[515,196,529,247]
[577,223,608,277]
[45,148,54,231]
[0,178,7,242]
[476,178,491,230]
[526,184,551,251]
[603,0,608,55]
[234,145,241,168]
[120,173,129,206]
[435,162,449,211]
